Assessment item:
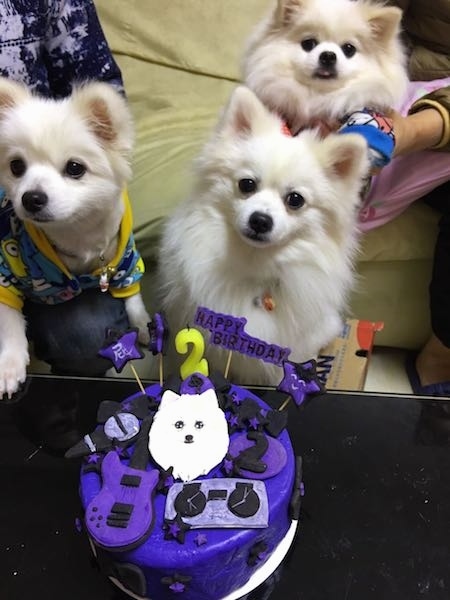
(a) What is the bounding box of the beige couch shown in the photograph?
[95,0,439,351]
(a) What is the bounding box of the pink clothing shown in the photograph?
[359,78,450,231]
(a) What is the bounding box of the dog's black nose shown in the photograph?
[249,212,273,234]
[319,51,337,67]
[22,190,48,213]
[184,434,194,444]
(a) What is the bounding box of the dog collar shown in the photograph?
[254,289,276,312]
[99,254,117,292]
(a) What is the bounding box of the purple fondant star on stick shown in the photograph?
[98,328,144,373]
[277,359,325,408]
[147,311,169,356]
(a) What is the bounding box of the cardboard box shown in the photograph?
[317,319,384,391]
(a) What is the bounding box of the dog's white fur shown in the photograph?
[0,79,149,398]
[242,0,408,132]
[148,388,229,482]
[157,86,370,385]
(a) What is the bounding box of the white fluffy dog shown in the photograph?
[0,79,149,398]
[157,86,369,385]
[242,0,408,133]
[148,388,229,482]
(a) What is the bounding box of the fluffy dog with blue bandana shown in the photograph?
[0,79,149,398]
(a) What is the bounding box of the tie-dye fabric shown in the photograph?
[0,0,123,98]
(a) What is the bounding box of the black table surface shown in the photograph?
[1,374,450,600]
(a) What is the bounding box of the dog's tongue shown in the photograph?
[316,68,335,79]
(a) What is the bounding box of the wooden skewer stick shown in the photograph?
[130,364,146,395]
[278,396,291,411]
[224,350,233,379]
[159,354,164,387]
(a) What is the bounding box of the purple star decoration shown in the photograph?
[170,582,185,593]
[86,453,101,464]
[98,328,144,373]
[249,416,260,430]
[227,413,239,428]
[277,359,325,407]
[222,455,234,475]
[161,573,192,594]
[194,533,208,547]
[169,522,181,537]
[163,514,191,544]
[147,312,169,356]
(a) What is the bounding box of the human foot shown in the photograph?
[415,334,450,388]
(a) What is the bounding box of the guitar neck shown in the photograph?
[129,415,153,471]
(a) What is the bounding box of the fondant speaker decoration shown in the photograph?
[165,478,269,528]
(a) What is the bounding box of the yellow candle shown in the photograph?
[175,327,209,379]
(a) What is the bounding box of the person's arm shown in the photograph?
[390,108,446,156]
[43,0,124,98]
[390,87,450,156]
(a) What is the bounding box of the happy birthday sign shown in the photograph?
[194,306,291,366]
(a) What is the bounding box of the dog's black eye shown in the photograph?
[341,43,356,58]
[194,421,204,429]
[285,191,305,210]
[10,158,26,178]
[301,38,318,52]
[238,178,257,195]
[64,160,86,179]
[175,421,184,429]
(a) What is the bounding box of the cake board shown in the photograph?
[90,519,299,600]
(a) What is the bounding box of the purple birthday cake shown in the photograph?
[67,309,323,600]
[72,371,304,600]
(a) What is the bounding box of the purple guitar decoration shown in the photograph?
[85,417,159,551]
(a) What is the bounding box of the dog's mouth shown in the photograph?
[313,67,338,80]
[25,212,54,223]
[242,230,272,245]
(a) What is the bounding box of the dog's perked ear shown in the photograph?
[0,77,30,116]
[157,389,181,412]
[318,133,370,183]
[218,85,280,138]
[274,0,305,26]
[71,82,134,156]
[365,5,403,46]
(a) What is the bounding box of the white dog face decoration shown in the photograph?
[148,387,230,482]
